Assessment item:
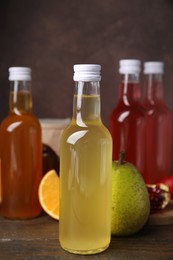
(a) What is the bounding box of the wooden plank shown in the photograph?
[0,214,173,259]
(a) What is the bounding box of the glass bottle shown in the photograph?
[143,62,172,183]
[59,64,112,255]
[0,67,42,219]
[110,59,146,178]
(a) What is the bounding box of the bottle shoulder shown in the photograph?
[114,99,144,109]
[111,101,146,120]
[1,112,41,130]
[61,121,112,142]
[143,101,172,117]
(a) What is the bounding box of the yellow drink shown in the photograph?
[59,94,112,254]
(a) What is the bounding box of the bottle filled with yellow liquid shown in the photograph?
[0,67,42,219]
[59,64,112,255]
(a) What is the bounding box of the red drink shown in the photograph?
[143,62,172,184]
[110,60,146,178]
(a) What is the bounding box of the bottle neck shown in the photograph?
[119,73,141,105]
[73,81,101,126]
[9,80,33,114]
[144,74,164,101]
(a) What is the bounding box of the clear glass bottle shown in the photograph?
[0,67,42,219]
[59,64,112,255]
[110,59,146,178]
[143,62,172,183]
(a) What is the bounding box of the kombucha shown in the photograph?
[0,68,42,219]
[110,60,146,178]
[59,65,112,255]
[143,62,172,183]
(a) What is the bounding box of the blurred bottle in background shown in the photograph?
[110,59,146,178]
[143,62,172,184]
[0,67,42,219]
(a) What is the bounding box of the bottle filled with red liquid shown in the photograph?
[143,62,172,184]
[110,59,146,178]
[0,67,42,219]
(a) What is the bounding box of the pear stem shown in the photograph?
[119,151,126,165]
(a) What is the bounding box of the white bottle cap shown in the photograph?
[144,62,164,74]
[9,67,32,81]
[73,64,101,81]
[119,59,141,74]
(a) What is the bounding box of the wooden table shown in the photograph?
[0,213,173,260]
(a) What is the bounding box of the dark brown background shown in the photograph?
[0,0,173,169]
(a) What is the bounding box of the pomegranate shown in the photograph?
[146,183,171,211]
[157,175,173,198]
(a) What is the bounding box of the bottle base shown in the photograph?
[0,209,42,220]
[61,244,109,255]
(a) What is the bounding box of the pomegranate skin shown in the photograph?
[157,176,173,198]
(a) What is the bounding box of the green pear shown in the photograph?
[111,152,150,236]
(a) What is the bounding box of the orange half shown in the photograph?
[38,169,60,220]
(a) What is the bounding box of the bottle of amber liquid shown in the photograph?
[110,59,146,178]
[143,62,172,183]
[0,67,42,219]
[59,64,112,255]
